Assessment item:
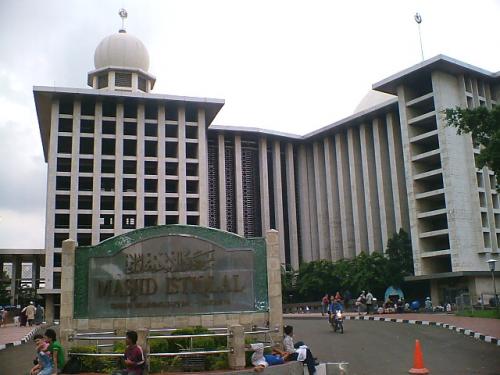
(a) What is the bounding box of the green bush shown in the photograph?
[68,345,122,373]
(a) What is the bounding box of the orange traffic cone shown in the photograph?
[408,339,429,374]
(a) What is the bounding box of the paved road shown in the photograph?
[285,317,500,375]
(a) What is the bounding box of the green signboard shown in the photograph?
[74,225,269,318]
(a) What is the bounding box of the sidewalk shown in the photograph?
[284,312,500,344]
[0,323,46,349]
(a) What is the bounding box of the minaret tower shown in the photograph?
[87,9,156,92]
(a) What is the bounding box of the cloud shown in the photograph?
[0,209,45,248]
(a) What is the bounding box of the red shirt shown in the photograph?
[125,344,145,374]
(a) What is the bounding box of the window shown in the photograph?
[101,159,115,174]
[53,253,62,268]
[165,162,178,175]
[101,177,115,192]
[165,106,178,121]
[165,198,178,211]
[145,161,157,175]
[97,74,108,89]
[77,233,92,246]
[165,142,177,158]
[186,163,198,176]
[165,124,178,138]
[145,140,157,157]
[165,215,178,224]
[80,119,94,134]
[100,196,114,210]
[79,158,93,173]
[57,158,71,172]
[145,123,158,137]
[123,215,136,229]
[115,72,132,87]
[54,214,69,229]
[53,272,62,289]
[185,105,198,122]
[77,214,92,229]
[79,137,94,154]
[165,180,178,193]
[144,179,157,193]
[58,118,73,133]
[144,197,158,211]
[56,176,71,191]
[81,98,96,116]
[186,126,198,139]
[145,103,158,120]
[102,100,116,117]
[78,195,92,210]
[123,160,137,174]
[55,195,70,209]
[102,138,116,155]
[186,180,198,194]
[187,215,199,225]
[79,177,93,191]
[123,178,136,192]
[54,233,68,248]
[187,198,199,212]
[124,100,137,118]
[138,77,147,92]
[100,214,114,229]
[124,122,137,135]
[100,233,114,242]
[102,120,116,135]
[123,139,136,156]
[123,196,136,210]
[57,136,72,154]
[186,143,198,159]
[144,215,157,227]
[59,98,73,115]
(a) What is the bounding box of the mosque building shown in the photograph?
[4,12,499,319]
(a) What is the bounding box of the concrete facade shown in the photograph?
[23,28,500,314]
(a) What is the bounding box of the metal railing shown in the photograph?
[69,331,125,356]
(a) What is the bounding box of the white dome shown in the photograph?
[94,31,150,71]
[353,90,395,113]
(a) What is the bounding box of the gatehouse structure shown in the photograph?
[2,13,499,317]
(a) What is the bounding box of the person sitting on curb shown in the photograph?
[249,343,287,372]
[283,325,317,375]
[30,334,53,375]
[44,328,65,374]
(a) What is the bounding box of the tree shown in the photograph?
[445,105,500,185]
[386,229,414,277]
[294,260,340,302]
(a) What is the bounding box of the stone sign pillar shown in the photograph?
[60,239,77,349]
[266,229,283,341]
[228,324,245,370]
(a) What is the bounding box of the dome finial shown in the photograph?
[118,8,128,33]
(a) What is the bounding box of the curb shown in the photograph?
[285,315,500,346]
[0,324,46,352]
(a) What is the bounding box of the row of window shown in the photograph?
[54,196,199,216]
[55,176,199,194]
[58,97,199,122]
[58,118,199,138]
[52,215,200,247]
[57,137,199,158]
[56,158,199,176]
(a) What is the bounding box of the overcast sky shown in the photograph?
[0,0,499,249]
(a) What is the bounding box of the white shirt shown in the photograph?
[250,343,268,368]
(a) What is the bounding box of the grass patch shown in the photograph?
[456,309,500,319]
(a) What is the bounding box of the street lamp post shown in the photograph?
[486,259,498,311]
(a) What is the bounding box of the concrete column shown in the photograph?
[136,103,145,228]
[32,257,39,290]
[335,132,355,258]
[373,117,395,249]
[297,145,312,262]
[69,99,81,240]
[272,141,286,262]
[359,123,382,253]
[265,230,283,342]
[347,127,368,255]
[306,146,320,259]
[136,328,150,363]
[91,101,103,244]
[386,112,410,233]
[313,141,331,260]
[285,143,299,269]
[197,109,209,226]
[10,256,20,305]
[44,99,60,290]
[217,134,227,230]
[228,324,245,370]
[60,239,76,342]
[259,138,271,234]
[178,106,187,224]
[114,103,124,234]
[234,135,244,235]
[157,105,166,225]
[45,294,54,325]
[324,137,343,261]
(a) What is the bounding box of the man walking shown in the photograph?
[366,291,374,315]
[23,302,37,326]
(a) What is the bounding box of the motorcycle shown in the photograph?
[330,310,344,333]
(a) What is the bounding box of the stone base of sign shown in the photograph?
[59,228,283,372]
